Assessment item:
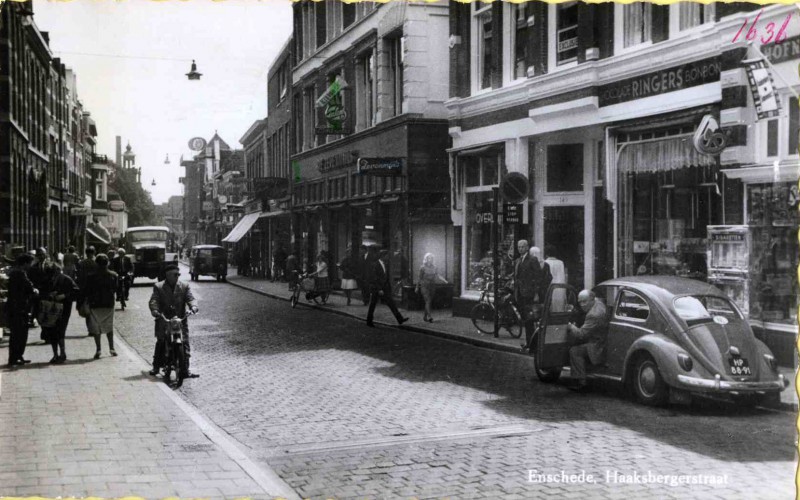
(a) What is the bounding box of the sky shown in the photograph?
[34,0,294,204]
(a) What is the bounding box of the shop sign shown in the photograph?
[693,115,727,155]
[711,233,746,243]
[188,137,207,151]
[315,76,352,135]
[475,212,495,224]
[317,151,359,174]
[108,200,126,212]
[357,157,403,176]
[503,203,522,224]
[70,207,93,217]
[598,58,721,107]
[761,34,800,65]
[744,58,781,120]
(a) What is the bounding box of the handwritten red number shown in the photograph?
[732,18,747,43]
[776,13,792,44]
[747,10,763,41]
[762,22,776,44]
[733,11,793,45]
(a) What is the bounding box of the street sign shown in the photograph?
[504,203,522,224]
[357,157,403,176]
[188,137,207,151]
[70,207,92,217]
[108,200,126,212]
[501,172,529,203]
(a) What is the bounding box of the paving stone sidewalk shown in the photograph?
[0,315,296,500]
[224,270,798,412]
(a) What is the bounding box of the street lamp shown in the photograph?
[151,178,157,187]
[186,60,202,81]
[164,154,170,165]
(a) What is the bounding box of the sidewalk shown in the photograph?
[225,271,798,412]
[0,316,298,499]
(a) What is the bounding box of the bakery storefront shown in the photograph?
[289,119,452,294]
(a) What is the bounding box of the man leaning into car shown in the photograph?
[566,290,608,392]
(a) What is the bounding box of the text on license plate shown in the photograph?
[729,356,751,376]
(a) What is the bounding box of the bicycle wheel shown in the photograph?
[290,292,298,308]
[163,350,173,384]
[502,304,523,339]
[470,302,496,335]
[175,344,186,388]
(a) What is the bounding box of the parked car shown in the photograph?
[531,276,788,406]
[190,245,227,282]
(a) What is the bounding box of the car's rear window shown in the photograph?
[674,295,742,325]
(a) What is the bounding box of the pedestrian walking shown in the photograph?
[416,253,447,323]
[84,254,118,359]
[5,254,38,367]
[272,244,287,282]
[148,264,199,377]
[62,246,79,280]
[337,248,360,306]
[513,239,539,343]
[75,246,99,336]
[366,250,409,327]
[528,246,553,305]
[39,263,79,364]
[110,248,133,302]
[359,246,373,306]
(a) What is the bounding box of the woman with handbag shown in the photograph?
[84,254,119,359]
[39,263,79,364]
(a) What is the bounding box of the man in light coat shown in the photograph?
[566,290,609,392]
[148,263,199,377]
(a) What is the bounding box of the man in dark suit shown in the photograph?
[366,250,408,327]
[148,264,199,377]
[513,239,539,343]
[358,245,371,305]
[6,254,38,367]
[566,290,609,392]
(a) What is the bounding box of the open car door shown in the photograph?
[535,284,579,380]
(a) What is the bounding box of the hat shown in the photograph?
[164,263,180,273]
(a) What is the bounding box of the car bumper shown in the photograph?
[677,373,788,393]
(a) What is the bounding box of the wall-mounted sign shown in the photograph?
[598,58,721,107]
[357,157,403,176]
[501,172,530,204]
[70,207,93,217]
[744,58,781,121]
[188,137,207,151]
[317,151,359,174]
[315,76,351,135]
[693,115,727,155]
[503,203,522,224]
[108,200,126,212]
[761,35,800,65]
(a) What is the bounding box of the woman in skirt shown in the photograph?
[84,254,119,359]
[40,263,79,363]
[337,248,360,306]
[416,253,447,323]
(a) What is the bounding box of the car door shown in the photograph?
[606,288,655,375]
[536,283,579,371]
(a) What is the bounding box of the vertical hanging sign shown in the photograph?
[744,58,781,120]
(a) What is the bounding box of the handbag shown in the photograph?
[37,300,64,328]
[78,300,91,318]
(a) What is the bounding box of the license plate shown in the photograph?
[729,356,751,376]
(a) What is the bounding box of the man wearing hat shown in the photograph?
[365,249,408,327]
[6,254,38,366]
[28,247,49,332]
[148,263,199,378]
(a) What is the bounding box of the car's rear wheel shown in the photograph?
[632,355,668,406]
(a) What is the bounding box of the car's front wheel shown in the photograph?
[632,354,668,406]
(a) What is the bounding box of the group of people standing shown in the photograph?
[4,245,129,367]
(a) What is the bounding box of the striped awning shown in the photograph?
[221,212,260,243]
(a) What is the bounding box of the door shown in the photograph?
[544,206,584,289]
[536,283,579,371]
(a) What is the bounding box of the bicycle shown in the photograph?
[117,273,131,311]
[469,275,524,338]
[159,309,194,387]
[289,273,329,308]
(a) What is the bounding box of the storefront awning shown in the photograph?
[617,135,717,174]
[86,226,111,245]
[258,210,288,219]
[221,212,260,243]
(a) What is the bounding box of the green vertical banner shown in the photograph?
[292,160,301,183]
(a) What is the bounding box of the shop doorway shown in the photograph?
[544,206,584,289]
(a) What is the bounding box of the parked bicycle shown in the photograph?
[470,274,524,338]
[289,272,329,308]
[159,309,194,387]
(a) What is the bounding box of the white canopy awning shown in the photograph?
[221,212,260,243]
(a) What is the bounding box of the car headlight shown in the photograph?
[763,353,777,371]
[677,353,693,372]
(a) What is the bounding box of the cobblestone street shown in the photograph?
[102,266,797,499]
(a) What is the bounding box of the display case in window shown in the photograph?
[707,225,751,316]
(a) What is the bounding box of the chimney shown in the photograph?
[116,136,122,167]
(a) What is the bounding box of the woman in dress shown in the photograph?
[544,245,567,312]
[84,254,119,359]
[415,253,446,323]
[40,263,79,363]
[307,252,331,301]
[337,248,360,306]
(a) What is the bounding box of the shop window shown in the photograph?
[546,144,583,192]
[556,2,578,65]
[615,290,650,321]
[462,154,499,188]
[512,3,529,79]
[675,2,715,31]
[622,3,652,48]
[464,191,516,291]
[474,2,493,91]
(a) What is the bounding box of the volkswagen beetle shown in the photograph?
[531,276,788,406]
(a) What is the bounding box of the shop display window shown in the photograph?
[747,183,799,325]
[464,191,515,291]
